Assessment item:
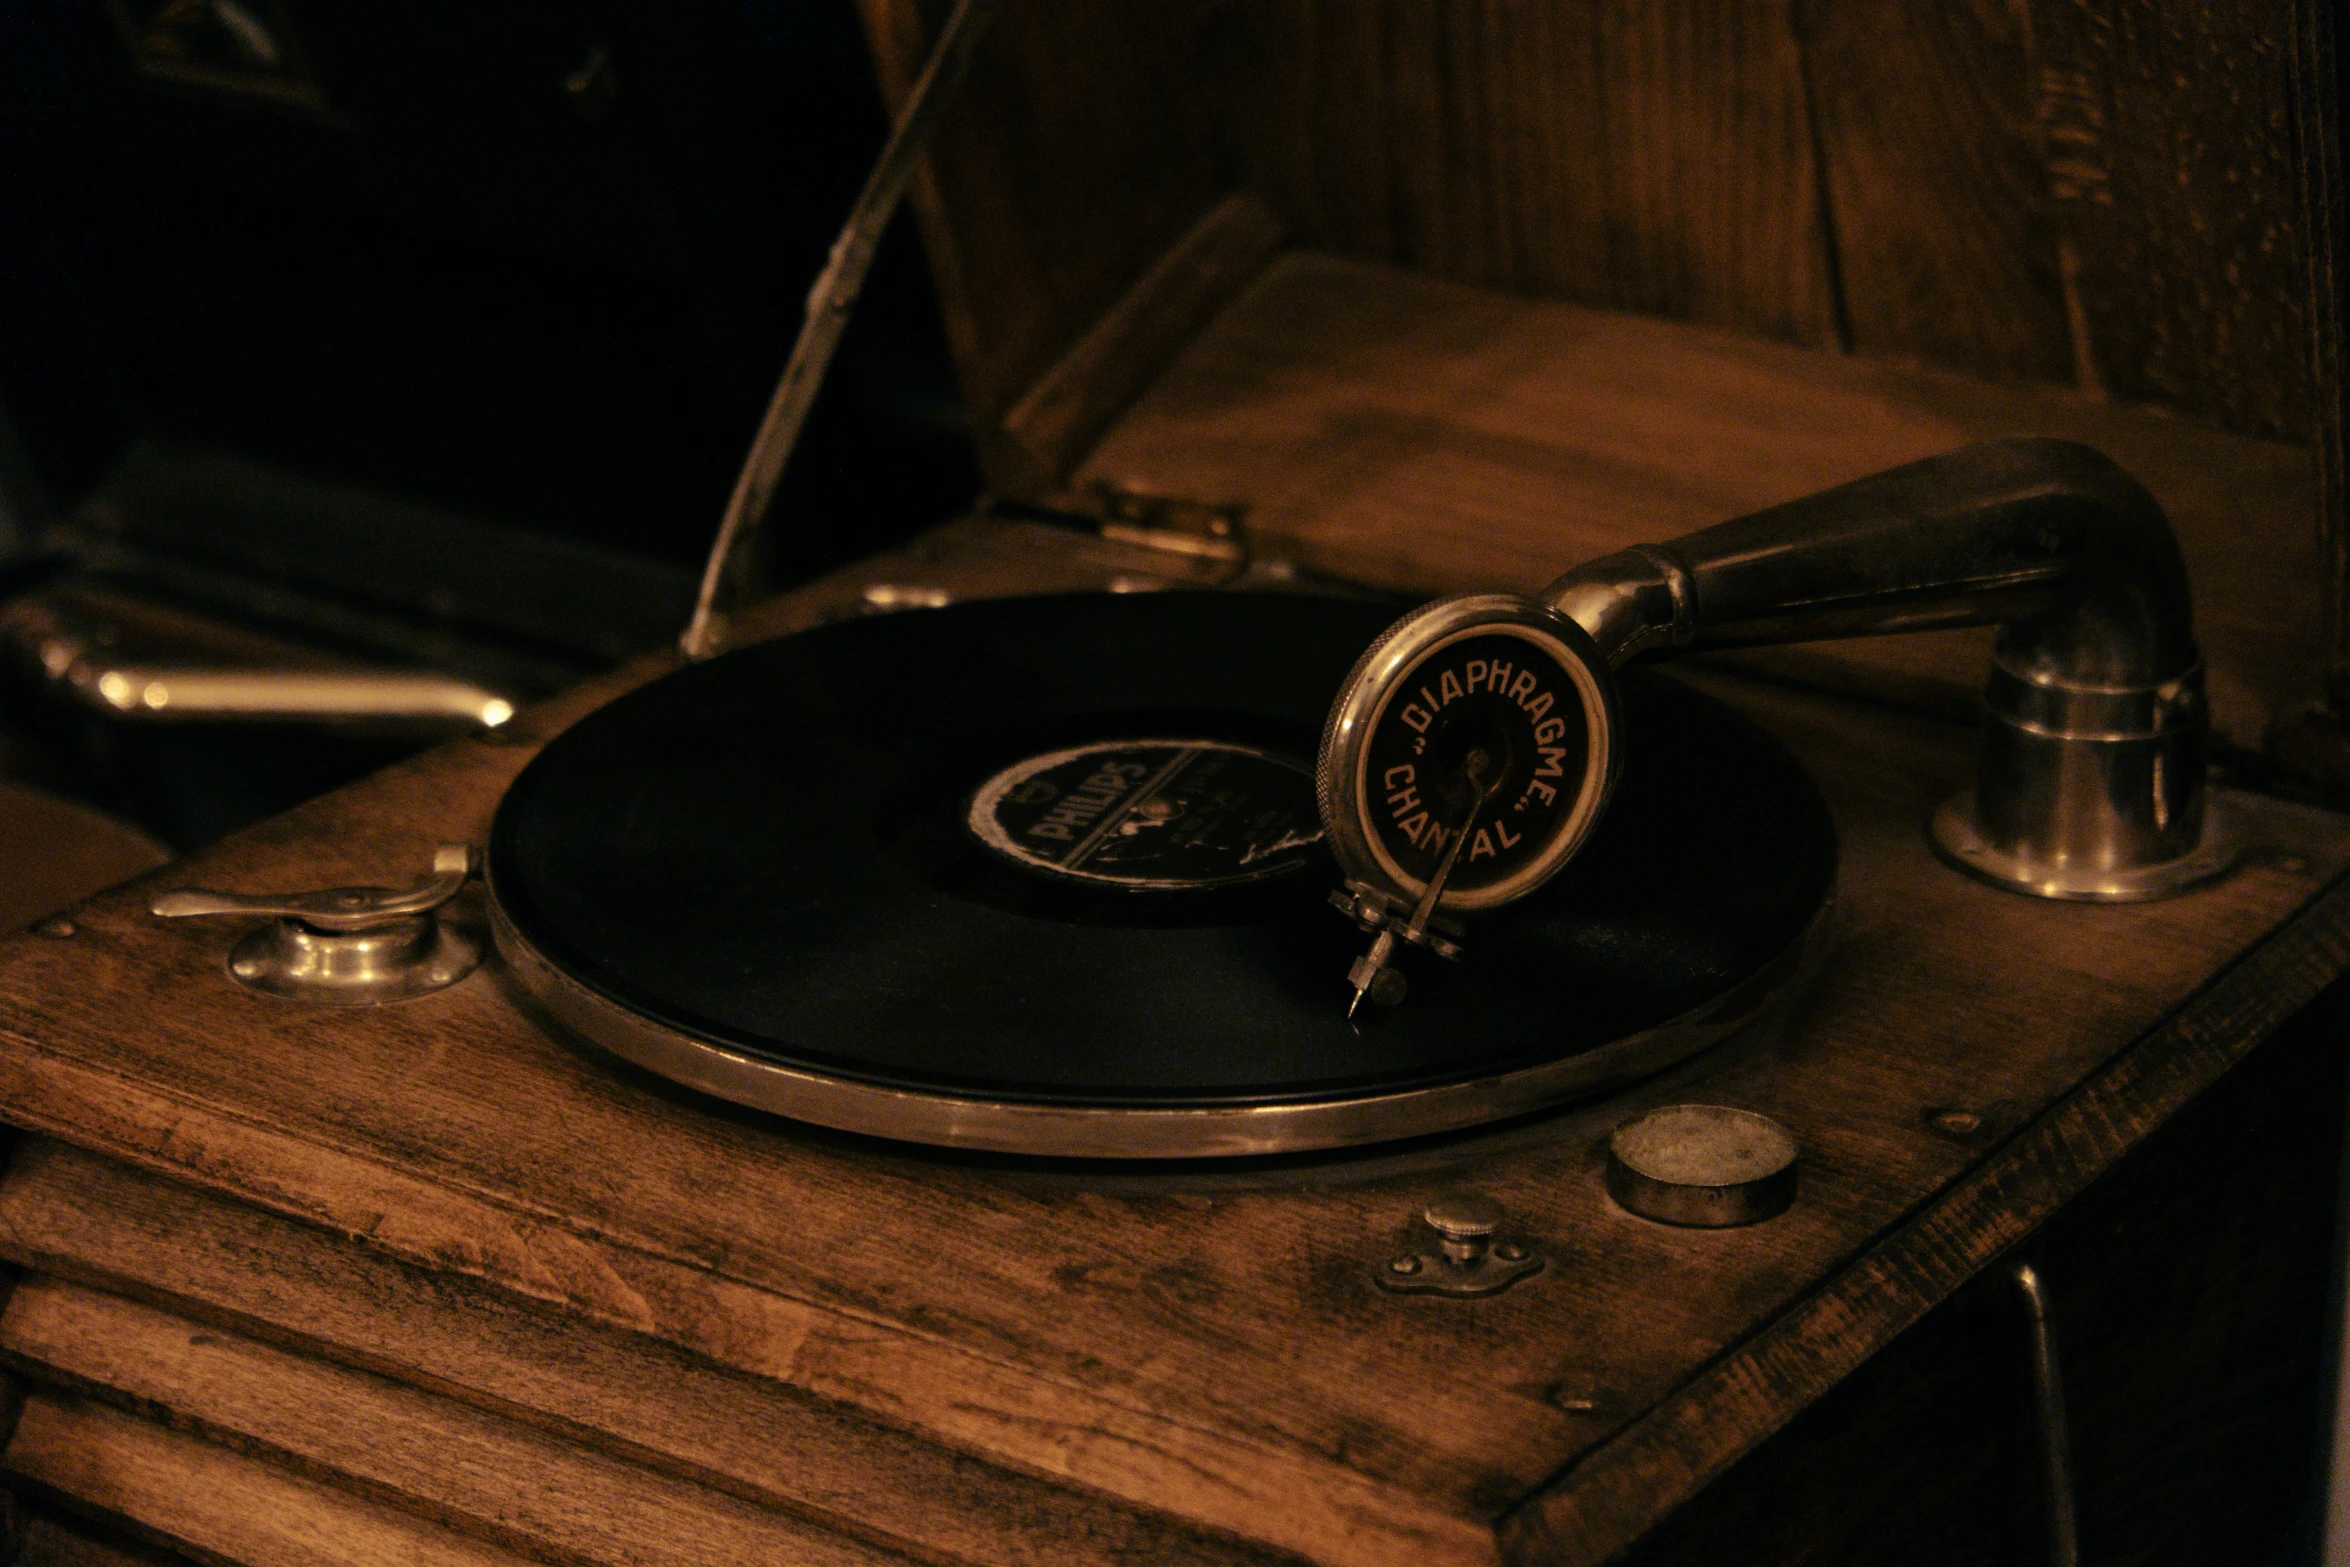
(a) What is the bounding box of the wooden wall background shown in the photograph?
[858,0,2313,456]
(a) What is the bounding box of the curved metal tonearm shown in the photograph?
[1543,438,2223,900]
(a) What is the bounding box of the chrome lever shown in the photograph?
[150,844,482,1004]
[152,844,476,932]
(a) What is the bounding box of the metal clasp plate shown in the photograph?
[1376,1193,1545,1297]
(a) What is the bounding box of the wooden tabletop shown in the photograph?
[1071,253,2323,754]
[0,529,2345,1567]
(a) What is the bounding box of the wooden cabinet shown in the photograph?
[0,3,2344,1563]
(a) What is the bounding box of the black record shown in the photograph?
[488,592,1836,1156]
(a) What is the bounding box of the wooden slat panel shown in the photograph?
[0,1040,1483,1567]
[854,0,1232,477]
[861,1,2309,470]
[2291,0,2349,715]
[1070,253,2323,750]
[1798,0,2075,383]
[4,1393,529,1567]
[2027,0,2312,438]
[0,1139,1294,1567]
[867,0,1845,481]
[1215,0,1840,347]
[0,1282,907,1567]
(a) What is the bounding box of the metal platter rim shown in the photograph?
[487,880,1834,1160]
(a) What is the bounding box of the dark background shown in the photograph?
[0,0,978,846]
[0,0,976,568]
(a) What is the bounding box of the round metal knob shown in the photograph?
[1422,1192,1504,1266]
[1423,1192,1503,1241]
[1606,1105,1799,1227]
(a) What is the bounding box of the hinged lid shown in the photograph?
[856,0,2335,763]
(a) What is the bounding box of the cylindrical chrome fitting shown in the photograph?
[1930,646,2235,901]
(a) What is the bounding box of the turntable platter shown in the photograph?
[488,593,1834,1155]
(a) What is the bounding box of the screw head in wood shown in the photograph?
[1927,1108,1984,1138]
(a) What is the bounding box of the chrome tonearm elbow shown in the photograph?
[1541,438,2224,901]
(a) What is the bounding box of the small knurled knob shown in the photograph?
[1422,1192,1503,1264]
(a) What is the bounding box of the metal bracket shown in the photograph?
[151,843,481,1004]
[1332,882,1467,1014]
[1375,1193,1545,1298]
[1330,884,1466,957]
[679,0,1000,659]
[2011,1261,2081,1567]
[1084,482,1251,569]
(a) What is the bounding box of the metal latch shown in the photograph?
[150,843,482,1004]
[1376,1193,1545,1297]
[1082,481,1250,567]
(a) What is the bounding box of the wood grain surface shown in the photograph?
[0,1142,1291,1567]
[1607,979,2348,1566]
[0,530,2342,1564]
[1071,253,2323,751]
[1215,0,1840,349]
[2292,0,2349,716]
[852,1,2326,735]
[1502,829,2350,1561]
[5,1392,535,1567]
[0,1281,913,1567]
[1797,0,2075,383]
[2028,0,2312,439]
[854,0,1232,465]
[859,0,2315,495]
[1000,192,1287,494]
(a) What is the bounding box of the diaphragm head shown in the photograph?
[1318,594,1622,913]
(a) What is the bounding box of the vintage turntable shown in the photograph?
[0,3,2343,1566]
[467,438,2220,1159]
[4,440,2339,1567]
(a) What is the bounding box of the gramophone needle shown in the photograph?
[1346,749,1493,1019]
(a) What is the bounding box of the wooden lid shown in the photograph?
[859,1,2327,757]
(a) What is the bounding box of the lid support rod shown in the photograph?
[681,0,998,661]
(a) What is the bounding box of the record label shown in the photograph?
[966,739,1322,889]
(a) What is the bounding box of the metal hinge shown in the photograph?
[1078,481,1251,568]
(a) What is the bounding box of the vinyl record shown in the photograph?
[488,592,1835,1156]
